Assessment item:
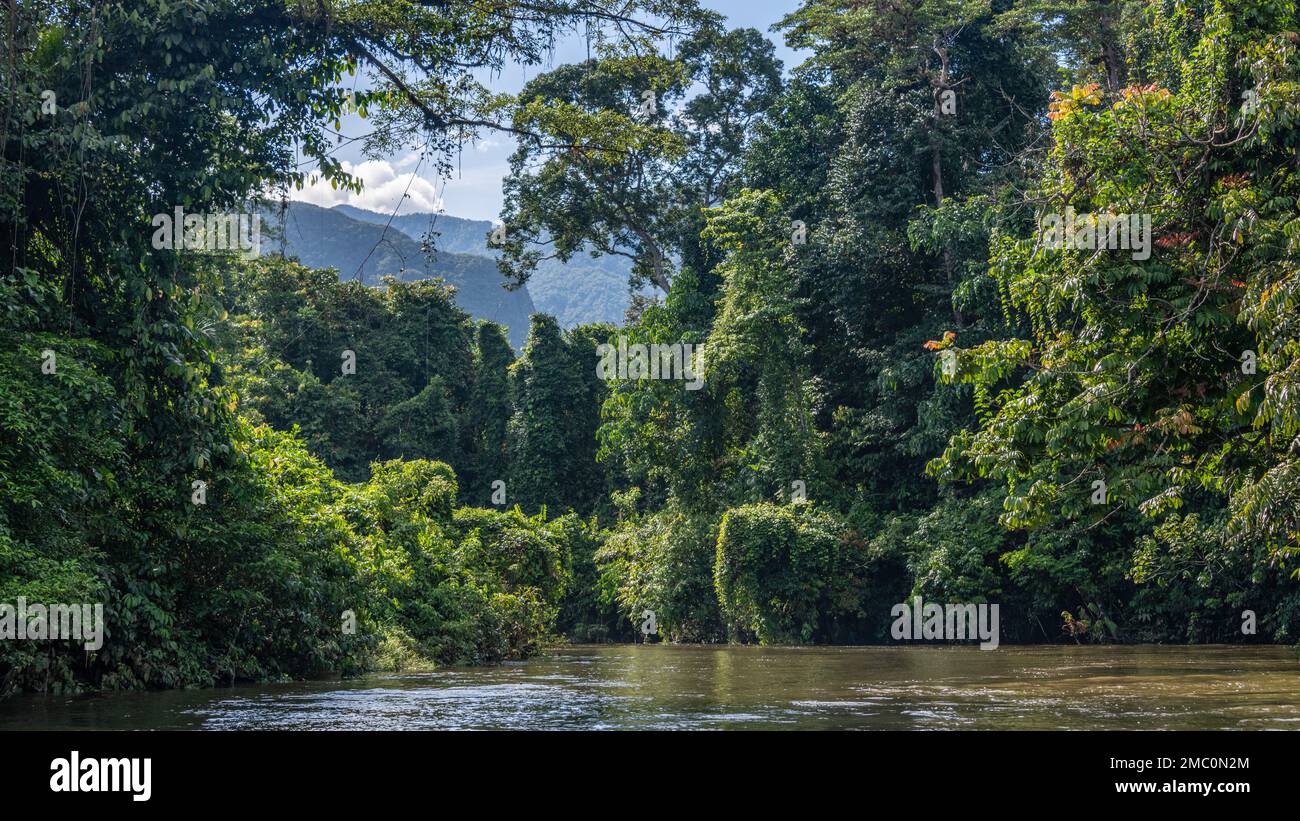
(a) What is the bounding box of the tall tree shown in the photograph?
[772,0,1050,514]
[497,24,782,299]
[464,321,515,505]
[507,314,579,511]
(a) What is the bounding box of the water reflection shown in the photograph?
[1,645,1297,730]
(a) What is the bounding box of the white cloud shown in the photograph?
[393,150,423,171]
[291,158,445,214]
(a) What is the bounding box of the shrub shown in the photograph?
[714,503,862,644]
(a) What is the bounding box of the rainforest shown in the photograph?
[2,0,1299,703]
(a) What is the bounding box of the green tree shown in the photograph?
[498,23,782,298]
[507,315,579,511]
[463,321,516,505]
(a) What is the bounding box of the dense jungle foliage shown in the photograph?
[2,0,1298,696]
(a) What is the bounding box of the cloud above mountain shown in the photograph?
[291,155,446,213]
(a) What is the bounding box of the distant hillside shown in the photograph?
[333,204,635,328]
[263,202,535,348]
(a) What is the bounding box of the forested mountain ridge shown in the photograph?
[331,203,499,256]
[332,203,637,328]
[265,201,536,348]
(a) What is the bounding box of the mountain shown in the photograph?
[263,202,535,348]
[333,204,635,328]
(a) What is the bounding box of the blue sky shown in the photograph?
[290,1,807,221]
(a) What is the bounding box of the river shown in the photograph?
[2,644,1298,730]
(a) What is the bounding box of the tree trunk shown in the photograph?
[931,42,963,327]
